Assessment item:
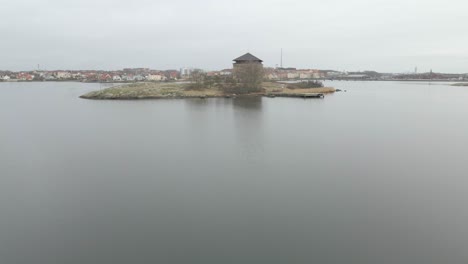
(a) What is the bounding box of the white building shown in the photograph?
[122,75,134,81]
[266,73,279,80]
[71,73,83,79]
[299,73,312,79]
[287,72,299,79]
[146,74,165,81]
[134,75,145,81]
[312,72,322,78]
[55,71,71,79]
[220,69,232,76]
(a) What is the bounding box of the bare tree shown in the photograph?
[187,69,205,90]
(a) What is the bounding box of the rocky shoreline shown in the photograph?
[452,83,468,86]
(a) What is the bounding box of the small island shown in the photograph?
[451,83,468,87]
[80,53,335,100]
[80,81,336,100]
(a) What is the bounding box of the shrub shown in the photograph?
[287,80,323,89]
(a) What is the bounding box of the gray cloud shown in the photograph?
[1,0,467,72]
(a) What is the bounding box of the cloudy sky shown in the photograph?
[1,0,467,72]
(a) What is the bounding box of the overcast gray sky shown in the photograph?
[1,0,467,72]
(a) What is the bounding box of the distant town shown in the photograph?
[1,67,467,82]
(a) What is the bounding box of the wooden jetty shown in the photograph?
[265,93,324,99]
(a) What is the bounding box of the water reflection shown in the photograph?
[183,97,210,109]
[232,97,264,162]
[182,97,265,162]
[232,96,263,110]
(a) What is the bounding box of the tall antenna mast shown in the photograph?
[280,48,283,68]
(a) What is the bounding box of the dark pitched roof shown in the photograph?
[233,53,263,62]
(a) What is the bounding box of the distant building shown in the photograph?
[346,74,369,80]
[134,75,145,81]
[287,72,299,79]
[277,67,296,71]
[220,69,232,76]
[232,53,264,92]
[17,72,34,81]
[233,53,263,69]
[98,73,112,82]
[206,71,219,77]
[146,74,165,81]
[55,71,71,79]
[180,68,195,78]
[122,74,135,81]
[232,53,263,78]
[164,70,180,80]
[123,68,150,75]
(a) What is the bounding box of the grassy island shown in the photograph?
[80,81,335,100]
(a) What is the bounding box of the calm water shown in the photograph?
[1,81,468,263]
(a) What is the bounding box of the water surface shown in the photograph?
[1,81,468,263]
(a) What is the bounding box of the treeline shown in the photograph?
[186,66,264,94]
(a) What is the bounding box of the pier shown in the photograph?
[265,93,324,98]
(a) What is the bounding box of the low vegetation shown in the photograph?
[80,82,222,99]
[80,80,335,100]
[262,82,335,94]
[286,80,324,89]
